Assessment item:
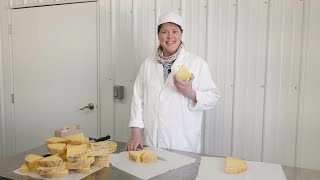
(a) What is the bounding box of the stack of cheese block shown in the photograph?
[225,156,248,174]
[87,141,110,167]
[20,133,116,178]
[128,150,158,163]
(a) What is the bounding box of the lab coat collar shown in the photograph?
[163,48,186,88]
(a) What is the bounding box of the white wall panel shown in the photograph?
[232,0,268,161]
[0,3,3,159]
[263,0,303,166]
[111,0,134,142]
[99,0,114,138]
[132,0,156,69]
[296,0,320,170]
[204,0,236,157]
[181,0,207,57]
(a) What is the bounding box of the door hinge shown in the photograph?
[11,94,14,103]
[8,24,12,34]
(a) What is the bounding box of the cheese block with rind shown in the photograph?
[47,143,67,155]
[66,144,87,161]
[38,155,64,167]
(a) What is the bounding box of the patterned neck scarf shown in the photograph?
[156,43,183,65]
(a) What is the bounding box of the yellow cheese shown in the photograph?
[107,141,117,153]
[65,133,88,145]
[128,150,145,163]
[176,64,192,81]
[20,163,29,173]
[66,156,94,169]
[73,164,91,174]
[58,152,67,161]
[129,150,158,163]
[40,169,69,178]
[38,155,64,167]
[95,155,109,161]
[47,143,67,155]
[87,148,109,157]
[93,160,109,167]
[45,137,67,144]
[225,156,247,174]
[66,144,87,161]
[37,162,66,175]
[25,154,44,163]
[141,151,158,163]
[24,154,44,171]
[89,141,109,150]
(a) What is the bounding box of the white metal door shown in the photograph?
[11,2,98,153]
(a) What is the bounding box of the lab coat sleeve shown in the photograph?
[128,64,145,128]
[188,60,220,111]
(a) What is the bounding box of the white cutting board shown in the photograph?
[109,146,196,180]
[196,156,287,180]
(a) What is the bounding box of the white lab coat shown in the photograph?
[129,48,219,153]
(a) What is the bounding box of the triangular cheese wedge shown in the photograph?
[65,133,88,145]
[66,144,87,161]
[45,137,67,144]
[176,64,192,81]
[225,156,247,174]
[25,154,44,172]
[38,155,64,167]
[47,143,67,155]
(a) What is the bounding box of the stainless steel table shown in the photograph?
[0,142,319,180]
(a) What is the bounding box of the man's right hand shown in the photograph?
[126,127,144,151]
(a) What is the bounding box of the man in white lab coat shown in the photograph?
[126,12,219,153]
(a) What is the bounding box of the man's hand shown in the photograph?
[126,127,144,151]
[174,74,197,103]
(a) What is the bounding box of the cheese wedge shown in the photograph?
[38,155,64,167]
[176,64,192,81]
[40,169,69,178]
[66,144,87,161]
[93,160,109,167]
[20,163,29,173]
[65,133,88,145]
[89,141,109,150]
[87,148,109,157]
[129,150,158,163]
[141,151,158,163]
[66,156,95,169]
[95,155,109,161]
[73,165,91,174]
[25,154,44,171]
[128,150,145,163]
[107,141,117,153]
[37,163,66,175]
[45,137,67,144]
[225,156,247,174]
[47,143,67,155]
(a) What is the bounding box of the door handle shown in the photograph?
[80,103,94,110]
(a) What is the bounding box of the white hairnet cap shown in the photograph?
[158,12,183,29]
